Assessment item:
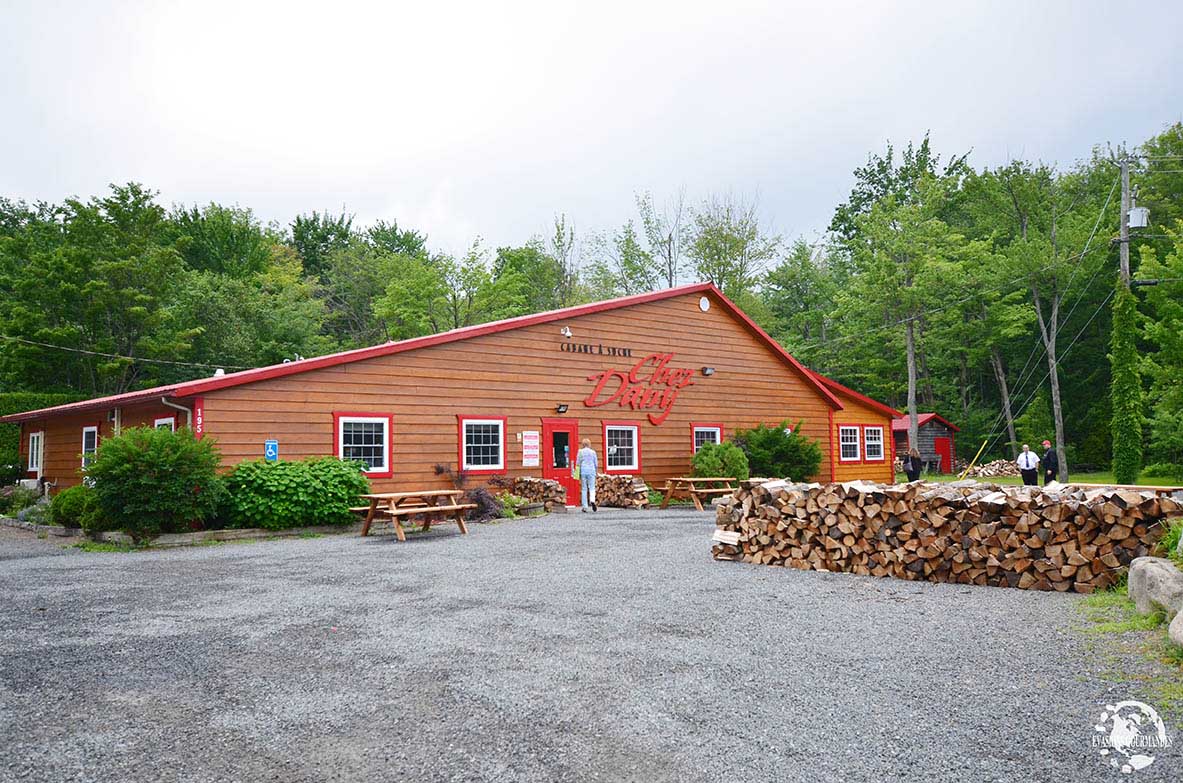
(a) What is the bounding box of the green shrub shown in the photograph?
[495,492,532,518]
[1,485,42,516]
[50,484,98,529]
[691,441,750,481]
[1143,463,1183,480]
[1161,521,1182,565]
[17,502,50,525]
[733,421,822,481]
[84,426,226,543]
[221,457,370,530]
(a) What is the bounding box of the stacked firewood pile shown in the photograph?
[511,477,567,510]
[596,475,650,508]
[713,479,1180,593]
[965,459,1020,478]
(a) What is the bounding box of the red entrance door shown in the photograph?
[542,419,579,506]
[933,436,952,474]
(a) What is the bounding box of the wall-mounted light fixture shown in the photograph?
[701,367,716,377]
[560,326,573,338]
[555,403,569,414]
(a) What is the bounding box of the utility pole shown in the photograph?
[1119,158,1131,286]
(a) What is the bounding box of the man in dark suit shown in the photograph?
[1041,439,1060,485]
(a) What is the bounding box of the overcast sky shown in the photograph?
[2,1,1181,256]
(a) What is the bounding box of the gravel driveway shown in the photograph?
[0,509,1178,782]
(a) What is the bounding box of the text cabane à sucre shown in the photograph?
[582,353,696,425]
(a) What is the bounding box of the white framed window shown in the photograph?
[838,425,860,462]
[27,431,44,475]
[461,417,505,472]
[605,424,639,471]
[693,426,721,453]
[82,426,99,469]
[154,416,176,431]
[864,426,884,461]
[337,415,390,474]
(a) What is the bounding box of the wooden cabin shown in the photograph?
[3,283,898,505]
[892,413,960,473]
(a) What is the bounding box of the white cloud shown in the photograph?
[1,0,1180,256]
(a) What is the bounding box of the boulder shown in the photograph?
[1171,612,1183,648]
[1127,557,1183,617]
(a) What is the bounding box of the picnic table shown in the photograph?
[355,490,476,541]
[659,477,737,512]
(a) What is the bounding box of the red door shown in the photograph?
[933,436,952,474]
[542,419,579,506]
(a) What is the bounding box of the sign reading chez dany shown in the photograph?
[583,352,697,425]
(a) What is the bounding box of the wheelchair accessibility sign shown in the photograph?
[264,440,279,462]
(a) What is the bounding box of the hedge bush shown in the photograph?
[50,484,98,529]
[732,421,822,481]
[691,441,750,481]
[221,457,370,530]
[84,426,225,542]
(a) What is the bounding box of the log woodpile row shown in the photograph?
[965,459,1021,478]
[596,475,650,508]
[511,478,567,510]
[713,479,1181,593]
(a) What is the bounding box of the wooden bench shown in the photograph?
[660,477,737,512]
[357,490,476,541]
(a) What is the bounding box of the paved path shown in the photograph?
[0,510,1177,782]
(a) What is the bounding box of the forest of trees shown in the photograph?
[1,123,1181,478]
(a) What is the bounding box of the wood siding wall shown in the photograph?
[26,291,898,492]
[829,392,895,484]
[21,401,187,487]
[893,422,956,462]
[200,291,844,491]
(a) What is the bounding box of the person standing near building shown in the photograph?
[902,447,923,482]
[575,438,598,513]
[1041,439,1060,485]
[1016,443,1040,486]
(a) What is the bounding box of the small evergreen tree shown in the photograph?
[733,421,822,480]
[691,441,750,481]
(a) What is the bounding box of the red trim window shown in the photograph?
[81,424,100,469]
[863,425,885,463]
[457,415,507,475]
[27,430,44,477]
[691,422,723,453]
[333,412,394,479]
[838,425,860,463]
[603,421,641,473]
[154,415,177,431]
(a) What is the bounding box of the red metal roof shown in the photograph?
[891,412,961,432]
[0,282,843,423]
[806,371,900,418]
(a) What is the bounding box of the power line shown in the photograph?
[0,334,248,370]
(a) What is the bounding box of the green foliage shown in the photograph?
[1109,281,1144,483]
[495,492,532,519]
[733,422,822,481]
[1,485,41,516]
[290,210,353,278]
[687,195,779,299]
[1158,521,1182,565]
[690,441,750,481]
[84,427,225,542]
[1143,462,1183,480]
[221,457,370,531]
[49,484,97,528]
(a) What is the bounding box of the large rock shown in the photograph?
[1127,557,1183,617]
[1171,612,1183,647]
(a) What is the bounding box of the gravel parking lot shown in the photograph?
[1,509,1178,782]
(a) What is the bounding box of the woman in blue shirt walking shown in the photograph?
[575,438,598,512]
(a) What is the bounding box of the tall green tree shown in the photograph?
[291,210,354,278]
[687,195,779,299]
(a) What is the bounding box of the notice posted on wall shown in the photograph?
[522,431,540,467]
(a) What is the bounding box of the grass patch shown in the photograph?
[1077,580,1183,722]
[297,532,324,539]
[912,470,1181,487]
[74,540,142,553]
